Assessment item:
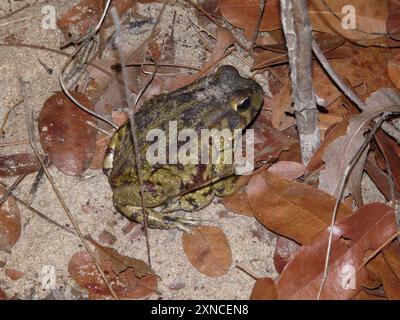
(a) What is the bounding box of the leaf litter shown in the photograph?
[1,0,400,300]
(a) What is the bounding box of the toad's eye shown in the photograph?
[235,97,251,113]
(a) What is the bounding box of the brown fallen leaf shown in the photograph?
[182,226,232,277]
[68,251,157,300]
[86,236,154,277]
[383,240,400,282]
[367,253,400,300]
[268,161,305,180]
[219,0,281,31]
[252,110,295,164]
[5,268,24,281]
[247,171,352,244]
[276,203,398,300]
[223,190,253,217]
[57,0,137,43]
[0,153,41,177]
[306,118,349,176]
[38,91,97,176]
[0,288,7,300]
[387,0,400,40]
[388,53,400,89]
[273,236,300,274]
[308,0,388,42]
[353,289,387,300]
[250,277,277,300]
[0,186,21,251]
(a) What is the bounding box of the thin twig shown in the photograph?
[0,174,27,206]
[0,180,75,235]
[26,156,49,206]
[0,140,31,147]
[250,0,266,52]
[111,8,158,268]
[19,76,118,300]
[0,15,32,27]
[1,100,23,136]
[0,3,30,21]
[317,113,389,300]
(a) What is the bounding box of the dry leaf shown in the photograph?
[383,240,400,282]
[0,186,21,251]
[223,191,253,217]
[68,251,157,299]
[182,226,232,277]
[308,0,388,42]
[219,0,281,31]
[5,268,24,281]
[268,161,305,180]
[247,171,352,244]
[353,290,387,300]
[319,89,400,205]
[57,0,137,43]
[0,288,7,300]
[0,153,41,177]
[276,203,398,300]
[375,129,400,193]
[273,236,300,274]
[38,92,97,176]
[388,53,400,89]
[367,253,400,300]
[86,236,153,277]
[250,277,277,300]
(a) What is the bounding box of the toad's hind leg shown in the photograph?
[102,124,128,177]
[119,205,197,232]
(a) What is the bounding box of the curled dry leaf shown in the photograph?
[319,90,400,206]
[219,0,281,31]
[0,186,21,251]
[252,110,295,164]
[306,118,349,176]
[273,236,300,274]
[182,226,232,277]
[247,171,352,245]
[276,203,397,300]
[38,92,97,176]
[250,277,277,300]
[0,153,41,177]
[375,129,400,193]
[68,251,157,300]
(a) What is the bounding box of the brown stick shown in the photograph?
[280,0,320,164]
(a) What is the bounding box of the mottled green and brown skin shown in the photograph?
[103,66,263,231]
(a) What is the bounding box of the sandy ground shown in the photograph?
[0,0,384,300]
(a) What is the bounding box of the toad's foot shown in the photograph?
[119,206,200,232]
